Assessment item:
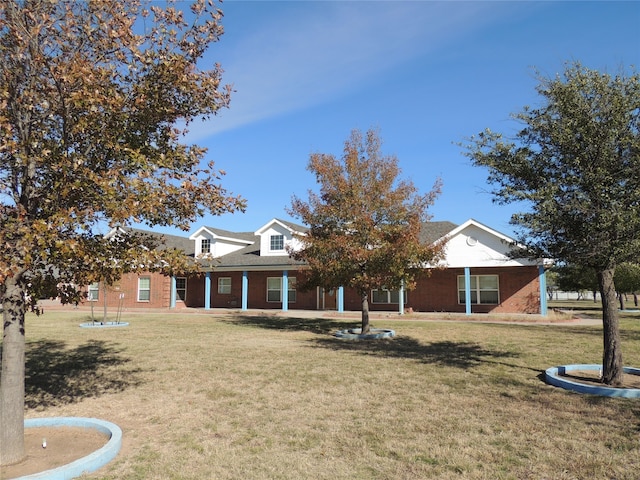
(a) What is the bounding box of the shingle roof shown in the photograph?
[124,227,196,256]
[419,221,458,244]
[122,220,457,270]
[200,226,256,243]
[199,234,306,270]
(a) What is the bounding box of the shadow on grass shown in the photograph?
[223,315,356,335]
[23,339,143,409]
[311,335,521,370]
[227,315,524,370]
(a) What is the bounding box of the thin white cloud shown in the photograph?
[185,1,530,141]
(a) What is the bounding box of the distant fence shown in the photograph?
[549,291,599,301]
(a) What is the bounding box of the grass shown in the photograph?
[11,303,640,479]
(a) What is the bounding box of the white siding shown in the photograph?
[442,224,538,268]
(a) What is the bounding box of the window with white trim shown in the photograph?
[137,277,151,302]
[267,276,296,302]
[218,277,231,294]
[457,275,499,305]
[201,238,211,254]
[175,277,187,301]
[371,288,407,304]
[270,234,284,251]
[88,282,99,301]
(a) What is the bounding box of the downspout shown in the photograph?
[399,280,404,315]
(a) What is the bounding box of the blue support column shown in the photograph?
[465,267,472,316]
[242,271,248,311]
[170,276,176,308]
[399,281,405,315]
[539,265,548,316]
[204,272,211,310]
[282,271,289,312]
[337,286,344,313]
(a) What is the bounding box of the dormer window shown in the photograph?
[201,238,211,254]
[270,234,284,251]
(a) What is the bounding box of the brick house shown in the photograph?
[86,218,549,315]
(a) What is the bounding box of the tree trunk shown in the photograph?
[598,268,623,386]
[618,292,625,311]
[103,282,108,323]
[360,292,370,334]
[1,277,27,465]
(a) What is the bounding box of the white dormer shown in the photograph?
[189,227,253,258]
[439,219,540,268]
[254,219,305,257]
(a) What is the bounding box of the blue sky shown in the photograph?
[162,1,639,238]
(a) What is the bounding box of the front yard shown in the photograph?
[13,304,640,479]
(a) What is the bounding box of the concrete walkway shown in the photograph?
[37,299,604,326]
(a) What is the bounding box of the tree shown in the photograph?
[614,263,640,309]
[554,264,598,301]
[463,62,640,386]
[0,0,245,465]
[288,129,445,334]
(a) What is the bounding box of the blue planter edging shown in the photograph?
[79,322,129,328]
[19,417,122,480]
[545,364,640,398]
[334,328,395,340]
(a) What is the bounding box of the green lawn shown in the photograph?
[14,305,640,479]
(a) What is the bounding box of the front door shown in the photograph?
[320,287,337,310]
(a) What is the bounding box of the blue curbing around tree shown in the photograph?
[79,322,129,328]
[18,417,122,480]
[545,364,640,398]
[334,328,395,340]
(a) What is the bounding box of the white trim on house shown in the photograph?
[189,226,254,258]
[254,219,305,257]
[439,219,541,268]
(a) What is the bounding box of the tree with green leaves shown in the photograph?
[615,263,640,309]
[463,62,640,385]
[288,128,445,334]
[554,264,598,301]
[0,0,244,464]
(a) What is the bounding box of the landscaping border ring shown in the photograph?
[334,328,395,340]
[545,364,640,398]
[20,417,122,479]
[79,322,129,328]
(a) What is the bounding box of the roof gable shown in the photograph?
[439,219,538,267]
[254,218,306,236]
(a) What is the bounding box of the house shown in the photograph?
[85,218,549,315]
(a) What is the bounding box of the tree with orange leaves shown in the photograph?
[289,129,444,335]
[0,0,244,464]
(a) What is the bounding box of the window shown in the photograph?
[458,275,499,305]
[267,276,297,302]
[88,282,99,301]
[218,277,231,294]
[201,239,211,254]
[137,277,151,302]
[270,234,284,251]
[175,277,187,301]
[371,288,407,304]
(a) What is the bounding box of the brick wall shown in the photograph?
[82,271,171,309]
[341,266,541,314]
[406,266,541,314]
[81,265,542,315]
